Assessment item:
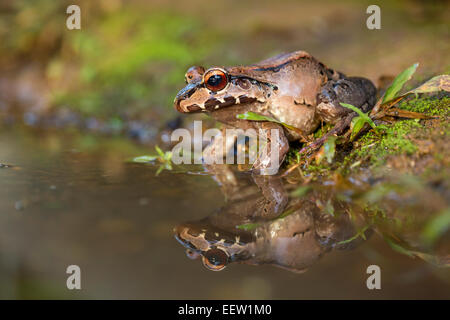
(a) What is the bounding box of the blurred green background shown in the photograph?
[0,0,448,139]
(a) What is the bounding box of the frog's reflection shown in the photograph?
[174,166,370,273]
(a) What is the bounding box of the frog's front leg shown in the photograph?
[202,127,236,165]
[251,122,289,175]
[203,127,240,196]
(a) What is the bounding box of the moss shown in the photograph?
[398,96,450,116]
[314,123,333,138]
[345,119,422,167]
[287,95,449,178]
[340,96,449,170]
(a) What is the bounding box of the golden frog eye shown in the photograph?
[203,68,228,92]
[201,248,229,271]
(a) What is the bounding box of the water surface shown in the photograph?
[0,128,448,299]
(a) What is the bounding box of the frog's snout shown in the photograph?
[174,83,201,113]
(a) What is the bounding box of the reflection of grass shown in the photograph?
[421,208,450,247]
[131,146,173,176]
[337,225,369,245]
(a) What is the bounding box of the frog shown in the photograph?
[174,50,377,174]
[174,173,364,272]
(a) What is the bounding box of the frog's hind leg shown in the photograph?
[316,77,377,124]
[299,77,377,155]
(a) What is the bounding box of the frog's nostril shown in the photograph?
[186,249,200,260]
[174,83,200,112]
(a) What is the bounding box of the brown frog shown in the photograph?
[174,51,377,174]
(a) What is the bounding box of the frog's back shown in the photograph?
[227,51,343,107]
[227,51,343,84]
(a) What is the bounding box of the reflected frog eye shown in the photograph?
[201,248,229,271]
[203,68,228,92]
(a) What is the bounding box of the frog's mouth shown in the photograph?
[174,87,245,114]
[174,83,202,113]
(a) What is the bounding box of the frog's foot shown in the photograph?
[298,112,356,155]
[316,77,377,124]
[251,122,289,176]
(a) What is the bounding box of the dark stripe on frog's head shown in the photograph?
[252,60,291,73]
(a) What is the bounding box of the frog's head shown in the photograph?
[174,66,275,113]
[174,222,253,271]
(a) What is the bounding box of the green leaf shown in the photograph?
[131,155,158,163]
[350,117,366,139]
[237,111,302,133]
[375,124,388,131]
[163,151,173,161]
[236,223,260,231]
[277,207,298,219]
[324,199,335,216]
[341,103,376,129]
[155,165,165,176]
[337,225,369,245]
[384,235,448,266]
[407,74,450,95]
[383,236,415,258]
[382,63,419,103]
[236,204,304,230]
[340,103,367,118]
[291,186,311,198]
[324,136,337,163]
[421,208,450,246]
[155,145,165,158]
[237,111,271,121]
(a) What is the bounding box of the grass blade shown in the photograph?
[382,63,418,103]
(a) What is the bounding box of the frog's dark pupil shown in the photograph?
[208,256,222,266]
[207,74,223,87]
[204,248,228,266]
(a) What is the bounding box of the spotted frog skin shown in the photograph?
[174,174,362,272]
[174,51,377,174]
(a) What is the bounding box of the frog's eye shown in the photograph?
[202,248,229,271]
[203,68,228,92]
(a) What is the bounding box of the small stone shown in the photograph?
[139,198,149,206]
[14,200,27,211]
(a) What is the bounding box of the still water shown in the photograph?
[0,127,448,299]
